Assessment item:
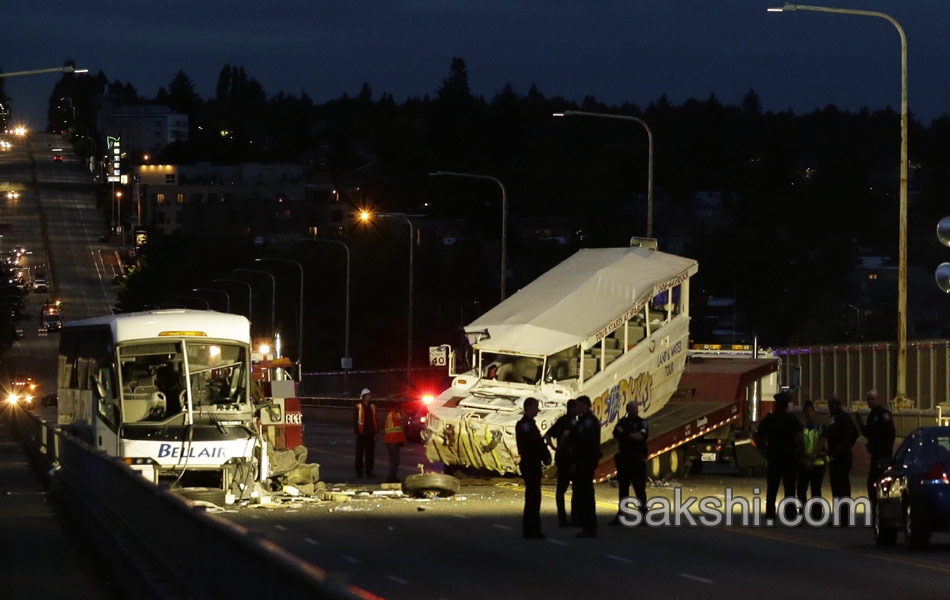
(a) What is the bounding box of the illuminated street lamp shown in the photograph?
[360,211,419,379]
[428,171,508,301]
[553,110,655,239]
[0,65,88,79]
[193,287,230,313]
[768,3,910,403]
[255,257,305,375]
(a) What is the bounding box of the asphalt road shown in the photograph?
[221,419,950,600]
[0,132,118,599]
[0,132,115,391]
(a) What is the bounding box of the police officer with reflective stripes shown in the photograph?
[609,401,648,525]
[354,388,378,478]
[856,389,896,507]
[544,398,578,527]
[384,405,406,483]
[797,400,826,518]
[516,397,551,539]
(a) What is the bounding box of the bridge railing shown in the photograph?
[773,339,950,411]
[10,408,375,600]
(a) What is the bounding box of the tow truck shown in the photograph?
[423,241,779,481]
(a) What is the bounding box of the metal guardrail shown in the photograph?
[774,339,950,410]
[301,366,452,399]
[10,408,375,600]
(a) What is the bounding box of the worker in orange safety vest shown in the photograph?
[384,405,406,483]
[354,388,378,478]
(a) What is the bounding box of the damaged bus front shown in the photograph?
[423,245,698,475]
[58,310,265,502]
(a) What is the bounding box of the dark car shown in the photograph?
[873,426,950,549]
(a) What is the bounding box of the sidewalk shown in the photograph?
[0,410,115,599]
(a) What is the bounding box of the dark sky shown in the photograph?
[2,1,947,127]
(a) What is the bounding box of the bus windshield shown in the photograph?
[118,339,248,424]
[480,352,544,385]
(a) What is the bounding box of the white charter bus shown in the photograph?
[424,245,698,475]
[57,310,264,496]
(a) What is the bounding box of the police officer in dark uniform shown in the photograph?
[516,397,551,539]
[544,398,578,527]
[856,389,896,507]
[824,395,858,525]
[569,396,601,538]
[754,392,803,521]
[609,401,648,525]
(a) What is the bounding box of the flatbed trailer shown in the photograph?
[593,353,778,481]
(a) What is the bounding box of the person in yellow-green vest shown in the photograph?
[797,400,827,519]
[384,405,406,483]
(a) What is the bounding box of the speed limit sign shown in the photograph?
[429,346,447,367]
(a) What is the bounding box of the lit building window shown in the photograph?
[155,193,165,206]
[176,193,184,204]
[869,273,878,280]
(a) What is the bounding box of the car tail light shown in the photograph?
[924,462,950,485]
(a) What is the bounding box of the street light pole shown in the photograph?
[369,213,417,379]
[234,269,276,340]
[310,241,351,368]
[553,110,655,238]
[176,296,209,310]
[429,171,508,301]
[768,3,909,402]
[193,288,230,313]
[213,279,252,320]
[0,65,89,79]
[256,258,305,376]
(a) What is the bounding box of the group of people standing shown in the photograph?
[517,396,601,538]
[517,396,650,539]
[756,389,896,522]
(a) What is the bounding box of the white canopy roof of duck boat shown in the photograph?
[465,247,698,356]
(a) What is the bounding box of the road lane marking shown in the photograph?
[305,537,319,545]
[546,539,568,546]
[493,524,512,531]
[274,524,287,531]
[342,555,360,564]
[679,573,714,583]
[386,576,409,584]
[713,525,950,575]
[452,514,469,519]
[607,554,634,564]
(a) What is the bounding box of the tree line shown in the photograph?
[16,58,950,368]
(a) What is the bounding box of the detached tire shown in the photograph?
[402,473,461,499]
